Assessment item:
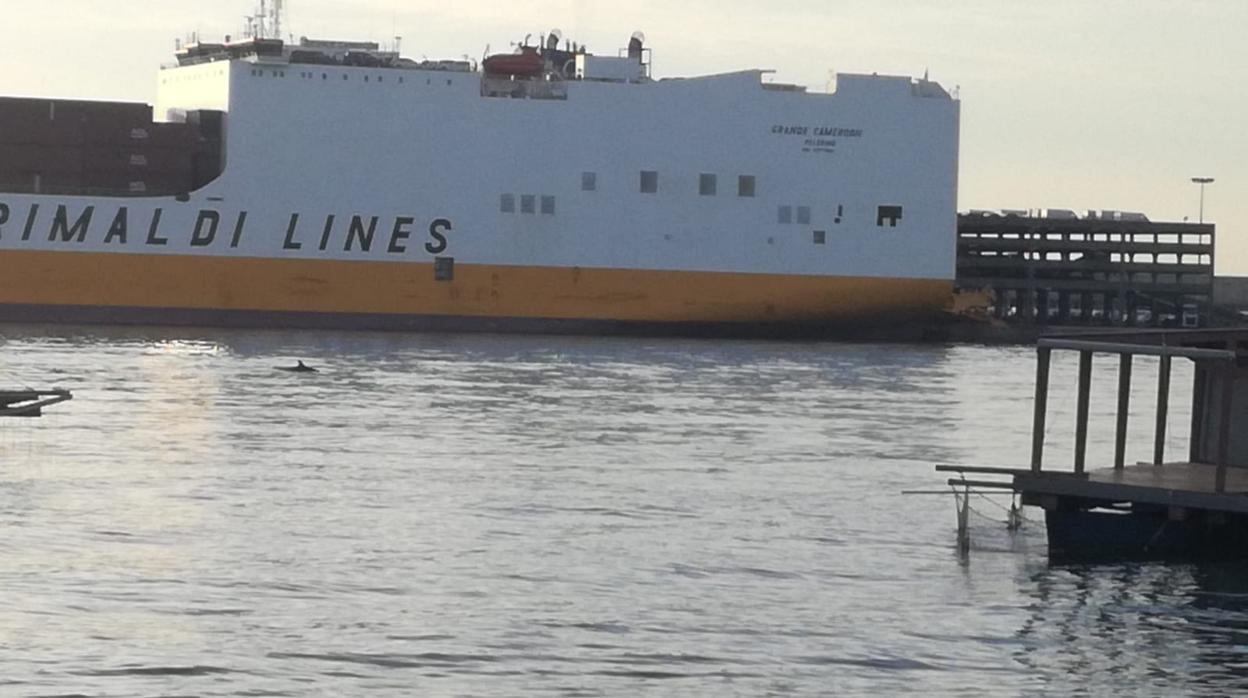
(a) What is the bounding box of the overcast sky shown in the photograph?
[2,1,1243,271]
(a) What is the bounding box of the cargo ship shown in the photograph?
[0,13,960,338]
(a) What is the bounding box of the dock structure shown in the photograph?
[0,389,72,417]
[941,328,1248,560]
[956,214,1215,328]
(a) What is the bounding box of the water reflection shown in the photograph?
[19,324,1233,694]
[1016,562,1248,694]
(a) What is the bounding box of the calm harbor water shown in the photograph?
[2,324,1247,696]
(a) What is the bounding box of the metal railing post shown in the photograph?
[1154,355,1171,465]
[1074,350,1093,474]
[1114,354,1133,469]
[1031,347,1052,472]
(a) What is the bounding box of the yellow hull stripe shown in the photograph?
[0,250,952,323]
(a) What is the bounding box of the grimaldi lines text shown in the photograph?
[0,28,959,337]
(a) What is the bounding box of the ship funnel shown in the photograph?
[547,29,562,51]
[628,31,645,60]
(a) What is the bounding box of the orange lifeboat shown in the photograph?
[482,47,544,77]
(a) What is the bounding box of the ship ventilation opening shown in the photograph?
[0,98,226,198]
[627,31,651,78]
[628,33,644,61]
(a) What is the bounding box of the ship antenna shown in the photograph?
[273,0,283,40]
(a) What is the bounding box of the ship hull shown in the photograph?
[1,55,960,339]
[0,249,950,338]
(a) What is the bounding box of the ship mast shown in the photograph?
[246,0,286,40]
[272,0,283,40]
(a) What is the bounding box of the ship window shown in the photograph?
[364,75,370,82]
[434,257,455,282]
[343,74,348,80]
[521,195,536,214]
[778,206,792,224]
[699,173,717,196]
[378,76,384,82]
[797,206,811,225]
[640,170,658,194]
[738,175,756,197]
[447,79,453,86]
[581,172,597,191]
[813,230,826,245]
[323,73,328,80]
[541,196,556,215]
[877,205,903,227]
[399,77,404,84]
[500,193,515,213]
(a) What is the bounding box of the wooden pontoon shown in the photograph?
[941,328,1248,560]
[0,389,72,417]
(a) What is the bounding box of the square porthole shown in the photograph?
[434,257,455,281]
[738,175,756,197]
[581,171,597,191]
[521,195,536,214]
[797,206,811,225]
[813,230,826,245]
[541,195,556,215]
[778,206,792,224]
[699,173,717,196]
[500,193,515,213]
[877,205,903,227]
[640,170,658,194]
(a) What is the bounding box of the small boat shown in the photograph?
[483,47,544,77]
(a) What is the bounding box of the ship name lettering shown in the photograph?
[771,125,809,136]
[22,204,40,241]
[345,215,378,253]
[229,212,247,248]
[0,202,9,237]
[49,205,94,244]
[190,210,220,247]
[318,215,336,251]
[146,208,167,246]
[283,213,302,250]
[388,217,414,254]
[814,126,863,138]
[425,219,451,255]
[290,213,451,256]
[104,208,129,244]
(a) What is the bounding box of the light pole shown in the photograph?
[1191,177,1215,224]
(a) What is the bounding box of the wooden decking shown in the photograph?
[940,460,1248,515]
[0,389,72,417]
[1015,463,1248,515]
